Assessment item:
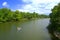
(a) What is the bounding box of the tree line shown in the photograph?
[47,3,60,40]
[0,8,49,23]
[49,3,60,31]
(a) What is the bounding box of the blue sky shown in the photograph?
[0,0,60,15]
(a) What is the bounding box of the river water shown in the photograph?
[0,19,51,40]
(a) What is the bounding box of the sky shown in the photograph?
[0,0,60,15]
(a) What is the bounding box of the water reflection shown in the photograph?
[0,23,12,33]
[0,19,52,40]
[0,22,21,40]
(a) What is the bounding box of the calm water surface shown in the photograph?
[0,19,51,40]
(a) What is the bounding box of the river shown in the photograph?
[0,19,51,40]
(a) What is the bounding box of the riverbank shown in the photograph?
[0,18,50,23]
[47,3,60,40]
[0,8,49,23]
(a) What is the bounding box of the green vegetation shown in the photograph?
[49,3,60,31]
[47,3,60,40]
[0,8,49,23]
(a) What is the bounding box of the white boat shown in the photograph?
[17,27,22,32]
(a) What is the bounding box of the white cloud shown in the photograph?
[2,2,9,7]
[18,0,60,14]
[23,0,60,4]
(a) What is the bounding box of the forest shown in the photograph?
[48,3,60,40]
[49,3,60,32]
[0,8,49,23]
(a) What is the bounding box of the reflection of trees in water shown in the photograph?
[0,23,12,32]
[0,22,21,32]
[47,24,60,40]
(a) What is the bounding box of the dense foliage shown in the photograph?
[49,3,60,31]
[47,3,60,40]
[0,8,49,23]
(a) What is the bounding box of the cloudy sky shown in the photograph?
[0,0,60,15]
